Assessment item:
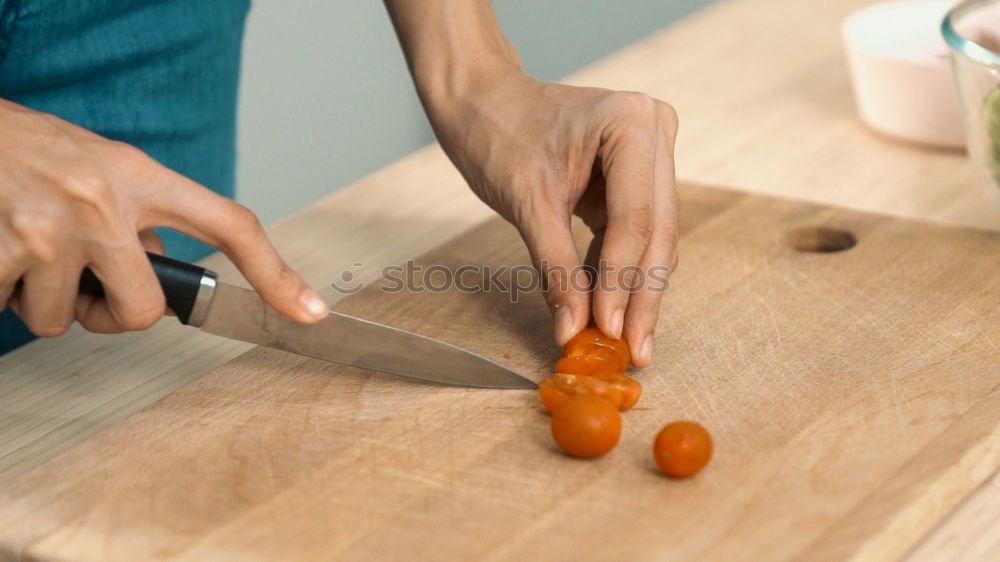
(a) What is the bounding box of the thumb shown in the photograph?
[519,214,591,346]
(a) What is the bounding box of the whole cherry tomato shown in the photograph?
[551,394,621,459]
[652,421,713,478]
[562,327,631,372]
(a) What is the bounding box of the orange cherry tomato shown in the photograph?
[652,421,713,478]
[538,373,624,414]
[563,327,630,373]
[611,375,642,411]
[555,353,617,377]
[538,376,571,414]
[577,376,623,410]
[551,394,621,459]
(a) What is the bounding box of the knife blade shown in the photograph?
[79,252,536,390]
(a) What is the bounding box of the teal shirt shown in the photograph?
[0,0,250,354]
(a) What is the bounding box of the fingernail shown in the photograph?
[640,335,653,364]
[610,308,624,339]
[554,304,574,345]
[301,290,328,320]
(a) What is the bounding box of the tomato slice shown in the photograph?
[578,376,624,410]
[539,373,624,413]
[539,372,639,413]
[554,352,619,377]
[611,375,641,411]
[538,374,577,414]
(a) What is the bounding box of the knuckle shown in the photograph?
[227,203,263,234]
[626,205,655,241]
[61,173,124,229]
[612,91,658,123]
[10,210,61,263]
[31,318,72,338]
[656,101,679,132]
[62,169,113,207]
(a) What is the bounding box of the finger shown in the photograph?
[15,262,83,337]
[145,175,326,324]
[0,252,24,311]
[518,208,591,346]
[76,229,170,332]
[79,234,166,333]
[622,105,679,367]
[72,293,106,332]
[583,228,605,278]
[592,108,657,340]
[134,229,175,317]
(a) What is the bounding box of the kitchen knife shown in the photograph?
[78,253,536,390]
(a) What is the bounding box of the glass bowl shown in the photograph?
[943,0,1000,204]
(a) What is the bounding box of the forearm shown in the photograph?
[383,0,521,112]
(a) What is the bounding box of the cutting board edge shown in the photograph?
[797,383,1000,562]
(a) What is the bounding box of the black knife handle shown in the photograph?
[78,252,217,326]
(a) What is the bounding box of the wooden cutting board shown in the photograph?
[0,184,997,561]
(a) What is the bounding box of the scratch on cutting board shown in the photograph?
[751,292,785,348]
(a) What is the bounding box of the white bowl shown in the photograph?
[842,0,966,147]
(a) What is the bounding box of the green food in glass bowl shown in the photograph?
[987,83,1000,185]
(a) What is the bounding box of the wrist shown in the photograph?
[415,45,522,111]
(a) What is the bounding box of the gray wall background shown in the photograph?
[236,1,716,223]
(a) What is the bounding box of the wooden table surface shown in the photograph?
[0,0,997,559]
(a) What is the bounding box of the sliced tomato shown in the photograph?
[554,352,618,378]
[538,372,639,414]
[611,375,642,411]
[562,326,631,372]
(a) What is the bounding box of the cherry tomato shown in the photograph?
[555,353,619,378]
[538,376,570,414]
[612,375,642,411]
[538,373,624,414]
[563,327,630,372]
[652,421,713,478]
[551,394,621,459]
